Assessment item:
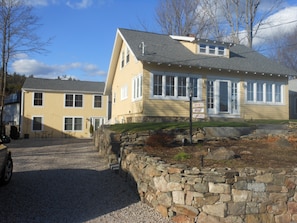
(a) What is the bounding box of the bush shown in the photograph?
[146,132,174,147]
[174,151,191,161]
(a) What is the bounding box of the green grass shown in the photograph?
[174,151,191,161]
[107,120,289,133]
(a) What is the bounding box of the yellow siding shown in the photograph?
[22,91,108,138]
[111,41,144,123]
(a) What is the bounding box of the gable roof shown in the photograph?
[105,28,297,94]
[22,78,105,94]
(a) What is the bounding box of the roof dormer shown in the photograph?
[170,35,230,58]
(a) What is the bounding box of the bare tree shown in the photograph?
[269,26,297,73]
[155,0,210,37]
[0,0,50,134]
[216,0,283,47]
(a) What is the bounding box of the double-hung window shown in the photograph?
[64,117,82,131]
[178,77,187,97]
[133,74,142,100]
[34,92,43,106]
[65,94,83,107]
[166,76,175,96]
[32,116,42,131]
[94,95,102,108]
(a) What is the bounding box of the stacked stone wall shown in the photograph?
[94,128,297,223]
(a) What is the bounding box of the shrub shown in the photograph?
[174,151,191,161]
[146,132,174,147]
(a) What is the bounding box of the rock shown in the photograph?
[205,147,235,160]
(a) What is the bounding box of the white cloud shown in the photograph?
[66,0,93,9]
[24,0,49,6]
[11,59,106,81]
[247,6,297,46]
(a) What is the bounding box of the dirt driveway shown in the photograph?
[0,138,172,223]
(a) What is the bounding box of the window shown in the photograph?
[178,77,187,97]
[34,92,43,106]
[126,48,130,64]
[75,95,83,107]
[246,81,283,104]
[275,84,282,103]
[153,74,163,96]
[199,44,206,53]
[64,117,82,131]
[247,82,254,101]
[209,45,215,54]
[32,116,42,131]
[133,75,142,100]
[166,76,175,96]
[190,78,198,97]
[121,86,128,100]
[256,83,263,102]
[218,46,225,55]
[121,51,125,68]
[65,94,83,107]
[207,81,214,109]
[65,94,73,107]
[266,83,273,102]
[151,73,201,100]
[94,95,102,108]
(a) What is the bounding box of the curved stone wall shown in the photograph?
[94,128,297,223]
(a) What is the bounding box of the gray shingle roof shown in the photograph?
[119,28,297,76]
[22,78,105,93]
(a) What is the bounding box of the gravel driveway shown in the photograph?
[0,138,172,223]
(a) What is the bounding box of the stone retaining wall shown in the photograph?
[94,127,297,223]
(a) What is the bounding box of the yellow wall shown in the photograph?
[110,41,289,122]
[111,42,144,123]
[22,91,108,138]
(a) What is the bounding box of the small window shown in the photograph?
[126,48,130,64]
[209,45,215,54]
[153,74,163,96]
[133,75,143,100]
[218,46,225,55]
[65,94,73,107]
[121,86,128,100]
[34,92,43,106]
[75,95,83,107]
[33,117,42,131]
[121,51,125,68]
[94,95,102,108]
[199,44,206,53]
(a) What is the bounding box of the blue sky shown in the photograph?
[10,0,297,82]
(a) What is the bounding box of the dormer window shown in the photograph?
[209,45,215,54]
[218,46,225,55]
[199,44,206,53]
[198,43,226,57]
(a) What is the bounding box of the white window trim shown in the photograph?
[64,93,84,108]
[132,74,143,101]
[121,85,128,100]
[198,44,226,56]
[93,95,102,109]
[33,92,43,107]
[63,116,83,132]
[149,71,202,100]
[245,81,284,105]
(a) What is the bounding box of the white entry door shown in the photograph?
[207,80,239,116]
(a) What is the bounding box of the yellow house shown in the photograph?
[21,78,108,138]
[105,28,297,123]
